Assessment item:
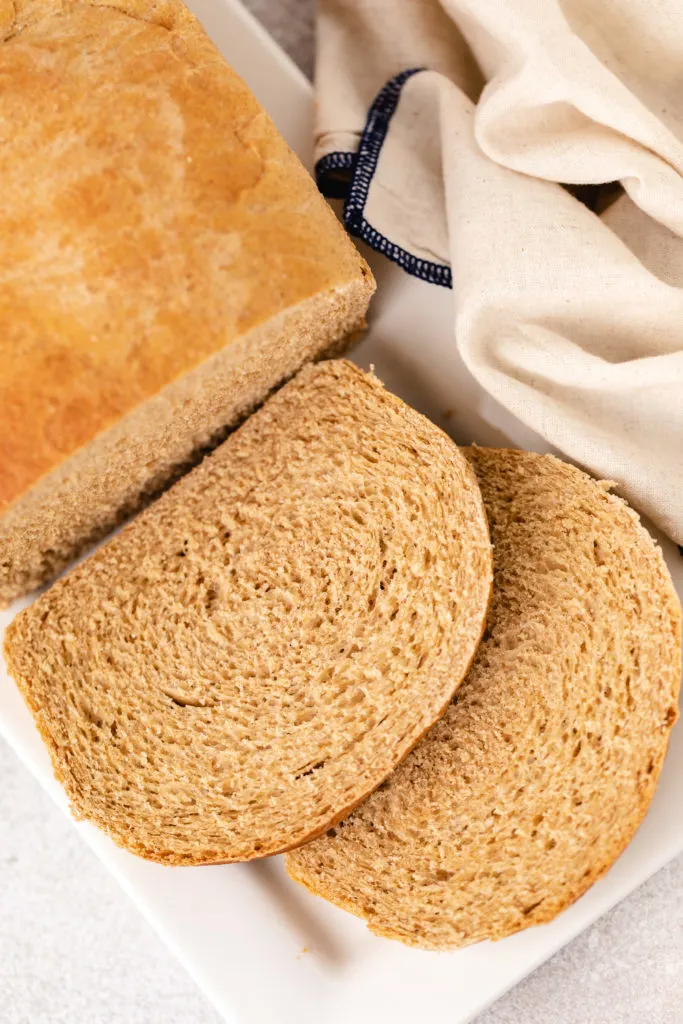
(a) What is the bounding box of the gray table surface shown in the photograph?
[2,3,682,1022]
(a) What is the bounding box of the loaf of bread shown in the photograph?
[287,448,681,949]
[0,0,374,606]
[4,361,493,865]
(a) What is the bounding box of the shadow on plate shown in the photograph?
[247,856,351,968]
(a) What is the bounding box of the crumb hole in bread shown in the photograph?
[79,700,103,729]
[205,583,221,611]
[163,690,214,709]
[295,760,326,780]
[592,538,606,565]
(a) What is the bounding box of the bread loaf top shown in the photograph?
[0,0,369,512]
[286,448,681,949]
[4,361,493,864]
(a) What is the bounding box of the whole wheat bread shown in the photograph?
[0,0,374,606]
[286,448,681,949]
[4,362,492,865]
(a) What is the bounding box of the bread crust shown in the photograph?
[0,0,373,601]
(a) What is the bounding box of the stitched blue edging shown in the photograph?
[315,151,356,199]
[343,67,453,289]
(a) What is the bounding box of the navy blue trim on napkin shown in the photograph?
[315,68,453,289]
[315,151,356,199]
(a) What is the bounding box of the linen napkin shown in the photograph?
[315,0,683,544]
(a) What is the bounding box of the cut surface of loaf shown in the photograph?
[4,362,493,865]
[286,448,682,950]
[0,0,374,606]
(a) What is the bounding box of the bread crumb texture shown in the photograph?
[4,362,492,864]
[287,448,681,950]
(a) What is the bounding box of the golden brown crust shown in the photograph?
[0,0,368,512]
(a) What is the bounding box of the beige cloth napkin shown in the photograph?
[315,0,683,544]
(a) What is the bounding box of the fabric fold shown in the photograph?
[316,0,683,542]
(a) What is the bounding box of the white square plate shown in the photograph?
[1,3,681,1022]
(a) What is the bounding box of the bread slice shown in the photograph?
[0,0,374,607]
[4,361,492,865]
[286,448,681,950]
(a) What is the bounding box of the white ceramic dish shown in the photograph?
[1,2,681,1022]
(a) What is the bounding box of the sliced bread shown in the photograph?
[0,0,374,606]
[286,448,681,949]
[4,361,492,865]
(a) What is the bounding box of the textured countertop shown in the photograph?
[1,3,682,1023]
